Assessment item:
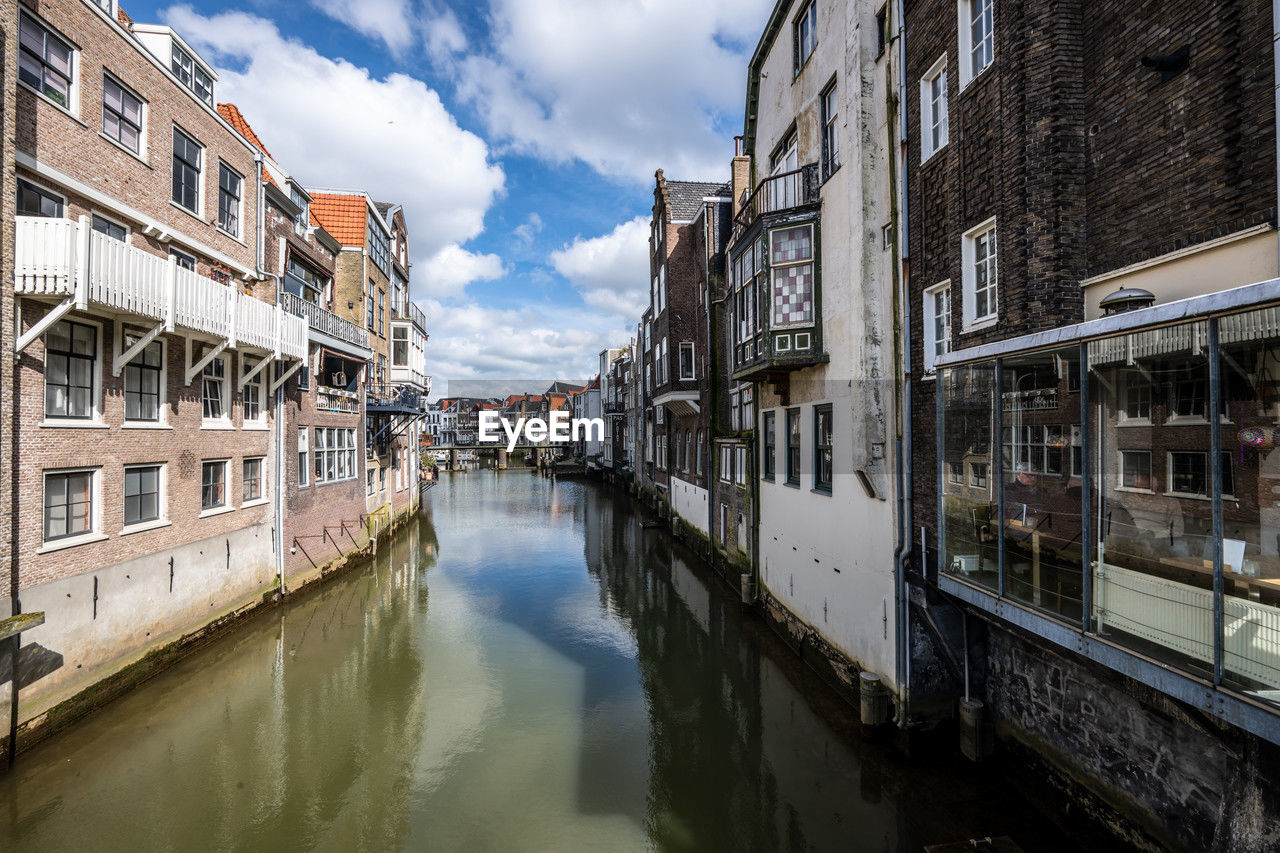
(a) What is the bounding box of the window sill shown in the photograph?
[784,480,801,489]
[921,143,948,166]
[122,422,172,430]
[201,421,235,431]
[1113,486,1156,495]
[216,225,246,246]
[963,315,998,333]
[811,487,833,496]
[1116,419,1153,428]
[958,61,995,95]
[38,532,109,554]
[169,199,206,226]
[240,498,268,509]
[98,131,150,167]
[198,505,235,519]
[20,81,85,126]
[120,519,171,537]
[40,420,109,429]
[241,423,270,431]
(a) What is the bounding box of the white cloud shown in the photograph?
[421,298,631,381]
[163,6,505,275]
[422,245,506,300]
[309,0,418,55]
[550,217,649,318]
[453,0,773,183]
[513,212,544,246]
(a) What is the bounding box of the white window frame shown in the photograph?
[240,356,267,429]
[200,352,231,428]
[199,458,231,516]
[678,341,695,380]
[92,212,130,243]
[920,55,948,162]
[119,323,167,427]
[958,0,994,89]
[42,317,104,427]
[18,11,78,117]
[923,280,952,374]
[1117,449,1154,494]
[720,444,733,484]
[242,456,267,507]
[1118,371,1153,426]
[171,124,204,217]
[961,218,998,331]
[101,72,146,159]
[298,426,310,488]
[122,462,168,534]
[40,466,103,551]
[794,0,818,74]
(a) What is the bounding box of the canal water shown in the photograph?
[0,472,1082,851]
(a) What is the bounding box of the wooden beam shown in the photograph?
[270,358,302,392]
[112,321,165,377]
[15,297,74,355]
[238,353,272,390]
[186,339,228,385]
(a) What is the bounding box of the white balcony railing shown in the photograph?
[15,216,307,360]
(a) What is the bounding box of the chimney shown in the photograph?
[731,138,751,218]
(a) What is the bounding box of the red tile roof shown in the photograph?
[310,193,368,248]
[217,103,272,159]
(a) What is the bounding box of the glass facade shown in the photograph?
[941,303,1280,711]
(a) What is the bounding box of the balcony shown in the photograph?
[317,387,360,414]
[392,300,428,332]
[15,216,307,360]
[280,290,369,352]
[731,163,820,245]
[367,383,425,414]
[390,364,430,393]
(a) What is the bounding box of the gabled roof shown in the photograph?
[660,173,731,222]
[216,103,272,160]
[310,193,368,247]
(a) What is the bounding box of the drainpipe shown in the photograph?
[889,0,913,721]
[1274,0,1280,270]
[254,151,286,595]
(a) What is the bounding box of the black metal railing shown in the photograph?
[280,291,369,349]
[732,163,820,243]
[392,300,428,331]
[366,383,424,411]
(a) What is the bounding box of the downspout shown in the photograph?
[889,0,913,722]
[1273,0,1280,271]
[254,151,286,596]
[705,209,716,555]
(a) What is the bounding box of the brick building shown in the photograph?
[906,0,1280,844]
[5,0,307,717]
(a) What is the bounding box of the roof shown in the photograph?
[216,103,272,160]
[666,179,730,221]
[374,201,393,217]
[310,193,368,247]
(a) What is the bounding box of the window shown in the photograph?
[820,81,839,178]
[921,57,948,161]
[378,289,385,336]
[875,5,888,57]
[786,408,801,486]
[380,466,387,493]
[93,0,115,13]
[962,219,998,328]
[678,342,695,380]
[735,447,747,485]
[123,331,161,422]
[794,1,817,73]
[44,470,94,541]
[696,430,704,475]
[970,461,988,488]
[242,358,264,424]
[201,354,227,422]
[1168,451,1234,498]
[813,405,833,493]
[172,127,202,213]
[217,163,242,237]
[102,75,143,153]
[171,43,213,106]
[1070,425,1083,476]
[368,214,390,274]
[200,460,227,510]
[290,185,310,236]
[315,427,357,484]
[1120,450,1152,491]
[366,286,376,330]
[298,427,310,487]
[720,444,733,483]
[45,320,96,420]
[771,224,815,327]
[959,0,994,86]
[19,14,73,109]
[924,282,951,373]
[366,468,375,496]
[170,248,196,270]
[243,457,263,503]
[1121,372,1152,423]
[17,179,63,217]
[92,214,126,242]
[1171,366,1208,420]
[124,465,160,526]
[392,326,409,366]
[763,412,776,480]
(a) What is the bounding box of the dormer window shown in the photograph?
[171,43,213,106]
[289,185,310,236]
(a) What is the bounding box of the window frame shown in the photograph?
[200,351,229,427]
[678,341,695,380]
[242,456,265,505]
[92,212,128,242]
[762,411,776,481]
[170,42,213,106]
[18,178,65,218]
[122,326,165,424]
[43,318,100,423]
[813,404,833,493]
[43,467,100,545]
[298,426,310,488]
[240,356,266,427]
[101,72,145,156]
[820,78,839,178]
[171,125,203,215]
[923,280,952,374]
[123,463,164,530]
[961,218,998,330]
[793,0,818,75]
[920,55,949,162]
[19,12,76,114]
[200,459,229,513]
[957,0,995,89]
[1118,449,1153,493]
[786,407,802,487]
[217,161,243,238]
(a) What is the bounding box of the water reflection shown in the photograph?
[0,472,1071,851]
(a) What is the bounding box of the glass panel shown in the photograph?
[1000,346,1084,622]
[1088,319,1214,680]
[941,362,997,590]
[1216,305,1280,706]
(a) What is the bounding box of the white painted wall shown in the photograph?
[670,474,709,536]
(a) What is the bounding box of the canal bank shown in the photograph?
[0,492,422,762]
[0,471,1111,850]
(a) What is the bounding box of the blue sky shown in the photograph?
[121,0,774,394]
